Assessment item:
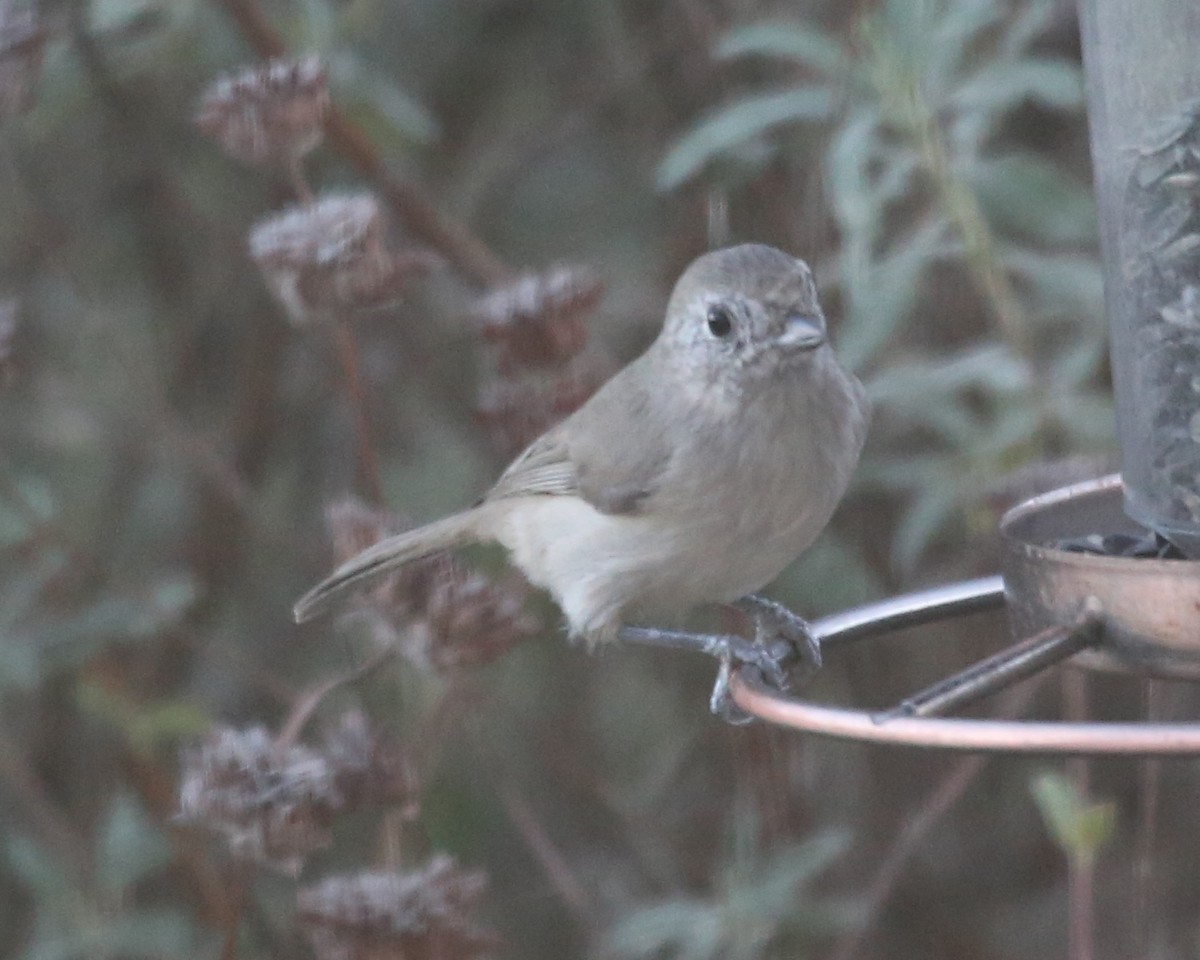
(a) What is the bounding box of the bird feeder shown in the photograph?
[730,0,1200,752]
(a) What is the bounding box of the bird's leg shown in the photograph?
[617,599,816,724]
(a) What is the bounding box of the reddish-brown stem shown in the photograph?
[219,870,249,960]
[824,681,1043,960]
[275,647,395,749]
[1063,668,1095,960]
[499,783,596,937]
[1135,679,1163,957]
[332,321,385,506]
[287,154,315,205]
[212,0,511,288]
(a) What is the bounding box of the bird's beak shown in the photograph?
[777,315,824,351]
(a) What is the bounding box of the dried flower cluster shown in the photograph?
[195,56,329,165]
[326,498,538,670]
[249,193,434,323]
[0,3,45,122]
[472,265,602,371]
[475,355,610,458]
[471,265,609,458]
[177,714,413,874]
[297,857,493,960]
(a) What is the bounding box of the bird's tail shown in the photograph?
[293,508,487,623]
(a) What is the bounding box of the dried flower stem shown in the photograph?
[1135,679,1163,957]
[211,0,511,287]
[332,320,385,506]
[1063,669,1095,960]
[219,870,249,960]
[276,646,395,749]
[500,782,597,937]
[288,154,315,205]
[824,680,1043,960]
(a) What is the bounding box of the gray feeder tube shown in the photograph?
[1077,0,1200,554]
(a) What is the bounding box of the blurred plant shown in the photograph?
[0,1,44,122]
[249,193,435,325]
[195,55,329,177]
[1031,770,1115,960]
[325,497,540,670]
[604,829,860,960]
[296,857,494,960]
[1031,770,1115,870]
[662,0,1113,574]
[177,712,415,875]
[6,792,211,960]
[471,265,612,459]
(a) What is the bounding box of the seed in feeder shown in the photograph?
[1163,171,1200,190]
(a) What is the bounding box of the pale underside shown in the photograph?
[474,348,868,643]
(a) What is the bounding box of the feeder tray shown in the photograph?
[730,476,1200,754]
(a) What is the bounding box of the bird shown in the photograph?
[294,244,870,718]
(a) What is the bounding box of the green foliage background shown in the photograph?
[3,0,1199,958]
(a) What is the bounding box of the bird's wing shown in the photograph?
[483,358,672,516]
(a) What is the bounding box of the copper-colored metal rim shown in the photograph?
[729,576,1200,755]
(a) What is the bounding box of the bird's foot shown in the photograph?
[617,598,818,725]
[732,594,821,683]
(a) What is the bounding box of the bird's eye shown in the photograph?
[706,304,734,338]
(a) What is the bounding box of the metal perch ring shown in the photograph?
[729,576,1200,755]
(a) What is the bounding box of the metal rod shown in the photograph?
[731,671,1200,754]
[877,616,1102,721]
[728,579,1200,755]
[813,575,1006,646]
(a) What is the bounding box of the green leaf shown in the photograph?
[826,109,883,234]
[1004,250,1104,320]
[97,793,171,895]
[892,481,961,573]
[329,50,440,146]
[605,901,722,960]
[969,154,1096,245]
[657,86,833,190]
[716,22,847,77]
[23,909,207,960]
[924,0,1003,92]
[953,58,1084,116]
[1031,771,1116,863]
[6,834,79,904]
[839,218,948,370]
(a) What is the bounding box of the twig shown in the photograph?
[1062,668,1094,960]
[824,681,1043,960]
[275,646,395,749]
[287,154,315,206]
[0,726,92,882]
[499,782,597,936]
[219,868,249,960]
[332,320,385,506]
[211,0,512,288]
[1135,678,1163,958]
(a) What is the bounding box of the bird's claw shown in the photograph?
[708,597,821,723]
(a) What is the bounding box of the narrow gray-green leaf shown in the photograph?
[716,22,847,77]
[893,480,961,574]
[329,50,440,145]
[969,153,1096,245]
[97,792,171,895]
[953,58,1083,116]
[657,86,833,190]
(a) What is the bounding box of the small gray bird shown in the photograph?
[295,244,869,717]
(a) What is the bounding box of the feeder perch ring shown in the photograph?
[729,575,1200,755]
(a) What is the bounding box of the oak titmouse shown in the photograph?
[295,244,869,714]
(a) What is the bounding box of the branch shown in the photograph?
[212,0,512,288]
